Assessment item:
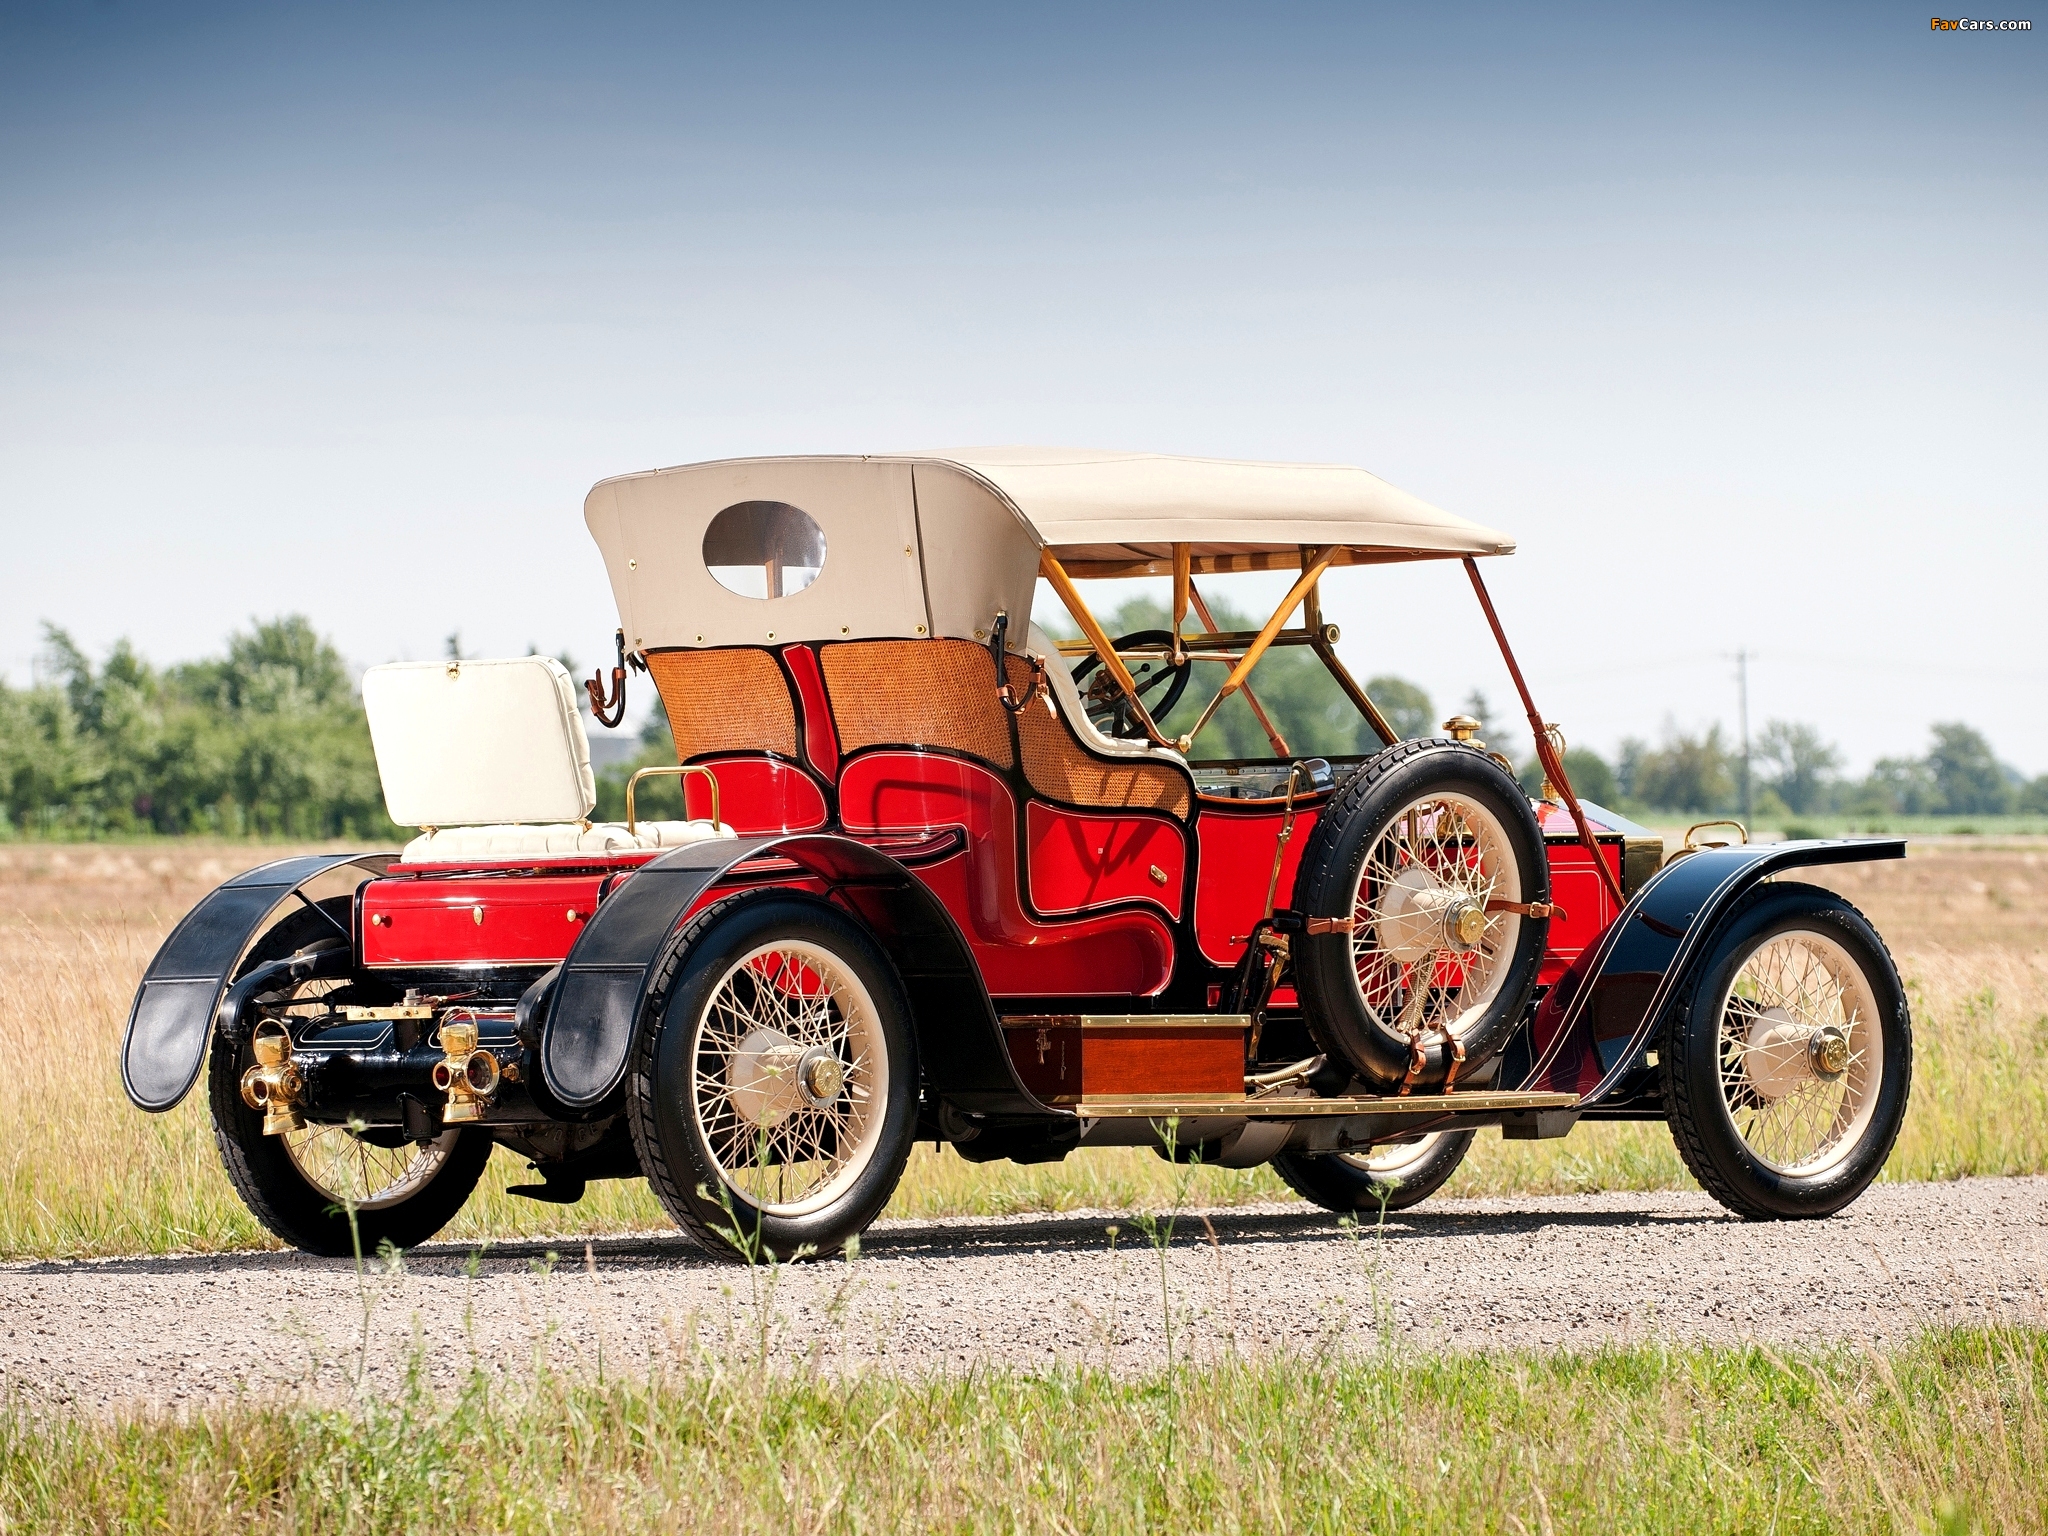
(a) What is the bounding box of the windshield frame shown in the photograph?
[1050,568,1400,766]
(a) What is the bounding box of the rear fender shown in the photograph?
[121,853,392,1112]
[1525,838,1906,1107]
[538,833,1053,1116]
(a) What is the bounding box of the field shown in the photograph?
[5,839,2047,1533]
[1,836,2044,1261]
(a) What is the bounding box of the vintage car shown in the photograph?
[121,449,1912,1261]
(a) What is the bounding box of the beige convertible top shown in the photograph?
[584,449,1511,652]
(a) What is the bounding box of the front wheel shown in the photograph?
[1273,1130,1476,1214]
[1662,882,1911,1219]
[628,892,920,1262]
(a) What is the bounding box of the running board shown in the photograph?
[1070,1090,1580,1120]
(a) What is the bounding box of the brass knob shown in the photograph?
[471,905,484,925]
[1453,905,1488,947]
[1443,715,1481,744]
[801,1053,845,1102]
[369,913,390,927]
[1148,865,1168,886]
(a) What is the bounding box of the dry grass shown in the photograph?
[2,839,2044,1259]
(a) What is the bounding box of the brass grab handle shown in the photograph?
[625,765,721,835]
[1682,819,1749,853]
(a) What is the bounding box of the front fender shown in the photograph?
[1524,837,1906,1107]
[121,853,392,1112]
[538,833,1052,1117]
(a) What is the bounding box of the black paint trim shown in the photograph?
[121,853,393,1112]
[537,833,1053,1117]
[1527,838,1907,1108]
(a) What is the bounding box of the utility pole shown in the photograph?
[1736,648,1751,824]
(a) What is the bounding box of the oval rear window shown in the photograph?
[703,501,827,600]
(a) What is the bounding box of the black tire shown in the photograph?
[627,891,920,1262]
[1273,1131,1476,1213]
[206,899,491,1257]
[1662,882,1911,1220]
[1292,740,1548,1090]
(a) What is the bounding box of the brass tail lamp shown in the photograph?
[239,1020,306,1136]
[242,1013,508,1134]
[432,1015,501,1125]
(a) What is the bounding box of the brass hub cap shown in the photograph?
[1809,1025,1851,1079]
[689,940,886,1218]
[798,1048,846,1106]
[1350,793,1523,1049]
[1716,929,1883,1175]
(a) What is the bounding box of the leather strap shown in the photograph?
[1486,898,1565,922]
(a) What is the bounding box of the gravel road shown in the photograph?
[7,1177,2044,1412]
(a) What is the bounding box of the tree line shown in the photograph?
[2,620,400,840]
[2,613,2042,838]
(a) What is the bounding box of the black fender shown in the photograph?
[538,833,1054,1117]
[1523,838,1906,1107]
[121,853,392,1112]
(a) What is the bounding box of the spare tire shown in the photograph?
[1292,739,1548,1091]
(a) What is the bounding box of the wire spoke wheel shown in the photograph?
[1661,883,1910,1220]
[1294,741,1546,1091]
[282,1124,459,1210]
[1272,1129,1476,1214]
[1713,928,1883,1176]
[687,940,887,1218]
[1347,791,1521,1049]
[633,894,920,1261]
[266,971,461,1212]
[1351,1134,1450,1179]
[205,901,494,1256]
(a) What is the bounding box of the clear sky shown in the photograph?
[1,2,2040,772]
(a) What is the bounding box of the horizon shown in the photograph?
[2,3,2040,773]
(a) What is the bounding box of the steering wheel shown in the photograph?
[1070,629,1193,741]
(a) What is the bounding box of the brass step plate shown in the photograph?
[1069,1090,1580,1120]
[1000,1013,1249,1033]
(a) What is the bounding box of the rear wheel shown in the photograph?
[628,892,919,1262]
[1662,882,1911,1219]
[210,1037,494,1256]
[1273,1131,1476,1213]
[207,904,492,1256]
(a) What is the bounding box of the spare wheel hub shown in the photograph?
[1376,868,1486,962]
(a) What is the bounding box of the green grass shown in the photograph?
[5,1329,2042,1533]
[1744,814,2048,840]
